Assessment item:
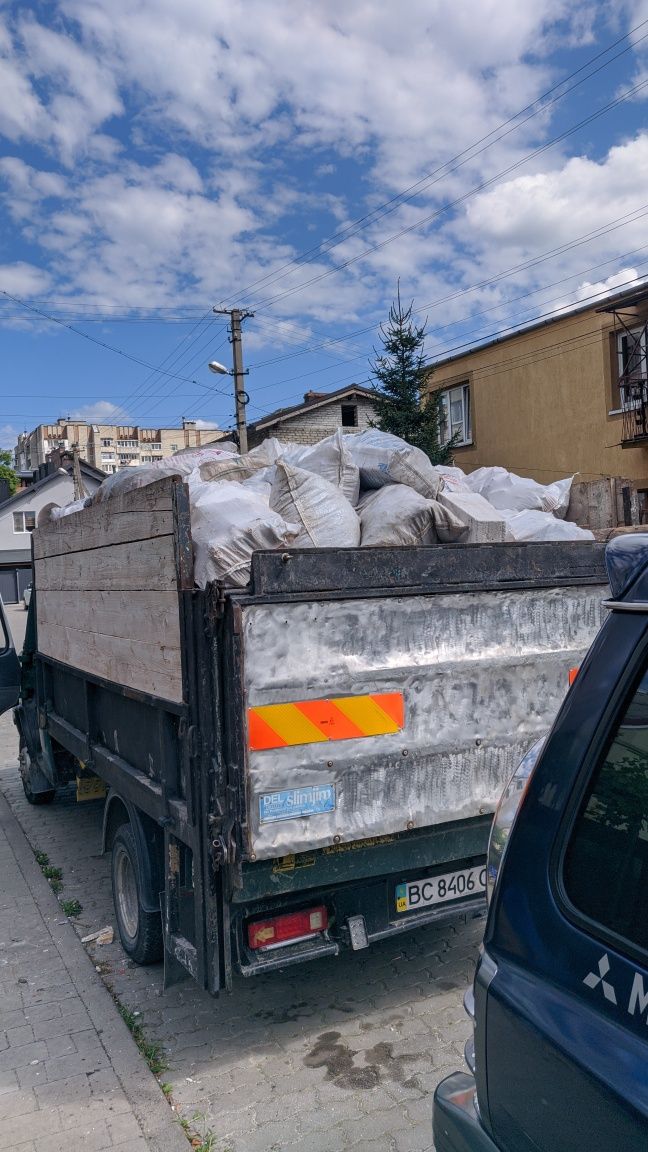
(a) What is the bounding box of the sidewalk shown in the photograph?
[0,790,188,1152]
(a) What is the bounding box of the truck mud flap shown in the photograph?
[162,827,199,989]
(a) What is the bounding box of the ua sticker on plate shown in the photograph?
[259,785,336,823]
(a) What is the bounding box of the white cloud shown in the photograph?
[18,18,123,164]
[0,0,641,378]
[0,424,19,451]
[572,267,643,302]
[68,400,128,421]
[466,134,648,252]
[0,25,46,143]
[0,261,51,296]
[192,418,220,429]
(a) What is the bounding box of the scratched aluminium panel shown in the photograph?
[241,584,608,859]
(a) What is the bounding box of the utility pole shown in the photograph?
[212,307,254,454]
[71,444,87,502]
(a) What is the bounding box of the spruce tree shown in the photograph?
[370,287,456,464]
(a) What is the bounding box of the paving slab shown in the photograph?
[0,781,188,1152]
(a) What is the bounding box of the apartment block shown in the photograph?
[15,418,224,474]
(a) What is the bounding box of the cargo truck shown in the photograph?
[0,475,608,993]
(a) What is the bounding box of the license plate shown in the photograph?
[395,865,486,913]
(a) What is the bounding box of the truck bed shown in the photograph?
[31,475,609,863]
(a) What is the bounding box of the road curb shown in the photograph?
[0,789,189,1152]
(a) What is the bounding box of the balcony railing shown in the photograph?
[621,379,648,445]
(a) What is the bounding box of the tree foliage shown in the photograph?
[0,449,17,497]
[370,287,456,464]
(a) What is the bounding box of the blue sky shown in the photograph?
[2,1,648,448]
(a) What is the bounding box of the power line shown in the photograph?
[0,290,232,398]
[136,19,648,403]
[238,201,648,376]
[214,274,645,430]
[215,18,648,310]
[247,72,648,316]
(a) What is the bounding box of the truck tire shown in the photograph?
[19,743,55,806]
[111,824,163,965]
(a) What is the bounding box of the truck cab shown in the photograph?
[0,598,20,717]
[434,534,648,1151]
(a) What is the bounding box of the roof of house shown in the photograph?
[248,384,377,434]
[0,460,106,515]
[426,278,648,374]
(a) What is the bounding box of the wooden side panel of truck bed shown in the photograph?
[32,476,191,704]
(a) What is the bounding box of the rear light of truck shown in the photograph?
[247,906,328,950]
[568,666,579,685]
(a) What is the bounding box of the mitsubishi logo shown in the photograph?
[583,953,617,1005]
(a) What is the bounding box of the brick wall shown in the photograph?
[249,396,376,448]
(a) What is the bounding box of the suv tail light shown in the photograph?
[248,906,328,950]
[486,737,545,904]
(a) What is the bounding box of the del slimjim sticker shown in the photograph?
[259,785,336,823]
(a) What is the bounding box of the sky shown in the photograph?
[2,1,648,450]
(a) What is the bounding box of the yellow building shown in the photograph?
[424,283,648,497]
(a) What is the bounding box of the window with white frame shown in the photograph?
[13,511,36,533]
[438,382,471,446]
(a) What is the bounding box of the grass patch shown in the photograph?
[35,854,64,894]
[61,899,83,918]
[117,1002,168,1077]
[176,1111,219,1151]
[161,1082,173,1098]
[33,849,82,913]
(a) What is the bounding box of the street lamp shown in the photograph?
[208,361,228,376]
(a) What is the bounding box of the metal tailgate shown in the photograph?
[240,583,607,859]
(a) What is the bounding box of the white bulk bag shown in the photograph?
[346,429,442,497]
[358,486,437,547]
[503,510,594,542]
[270,462,361,548]
[280,430,361,505]
[433,465,471,493]
[464,466,574,519]
[199,456,262,483]
[91,465,166,504]
[387,448,443,500]
[190,481,299,588]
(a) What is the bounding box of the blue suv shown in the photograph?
[434,535,648,1151]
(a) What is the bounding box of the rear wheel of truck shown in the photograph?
[111,824,163,964]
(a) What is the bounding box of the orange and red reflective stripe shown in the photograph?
[248,692,405,751]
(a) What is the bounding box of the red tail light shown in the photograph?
[248,906,328,950]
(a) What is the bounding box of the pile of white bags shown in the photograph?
[436,462,591,542]
[83,428,591,588]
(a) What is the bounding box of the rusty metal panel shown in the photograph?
[240,584,608,859]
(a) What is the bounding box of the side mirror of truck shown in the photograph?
[0,598,20,716]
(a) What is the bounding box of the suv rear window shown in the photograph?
[564,667,648,954]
